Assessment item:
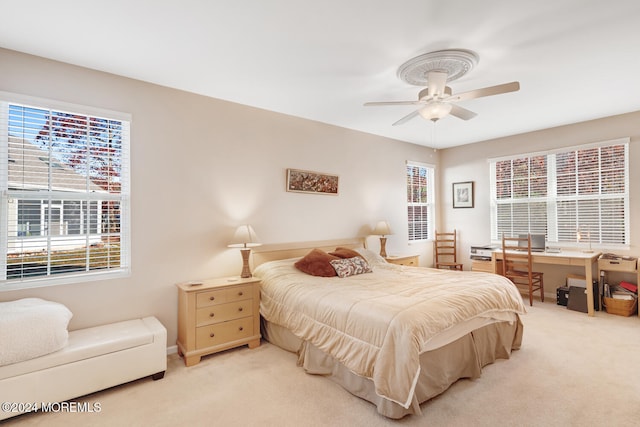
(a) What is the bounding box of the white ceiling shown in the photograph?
[2,0,640,148]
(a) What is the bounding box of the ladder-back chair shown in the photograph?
[434,230,463,270]
[502,234,544,306]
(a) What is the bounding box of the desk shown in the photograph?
[492,250,601,316]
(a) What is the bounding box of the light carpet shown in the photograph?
[5,300,639,426]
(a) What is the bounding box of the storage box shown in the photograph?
[556,286,569,306]
[566,281,600,312]
[567,286,588,313]
[603,296,638,316]
[567,274,586,288]
[598,257,637,273]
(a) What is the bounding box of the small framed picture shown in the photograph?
[452,181,474,208]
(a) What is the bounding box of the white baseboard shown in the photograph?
[166,345,178,355]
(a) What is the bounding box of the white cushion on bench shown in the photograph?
[0,319,153,381]
[0,298,72,366]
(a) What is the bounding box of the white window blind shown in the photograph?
[0,94,130,288]
[406,161,435,241]
[490,139,629,246]
[493,155,548,237]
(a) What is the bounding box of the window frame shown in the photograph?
[406,160,435,242]
[0,92,131,291]
[489,138,630,249]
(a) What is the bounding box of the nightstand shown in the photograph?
[471,259,503,274]
[385,254,419,267]
[176,276,261,366]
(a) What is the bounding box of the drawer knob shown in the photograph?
[238,307,243,312]
[238,291,244,296]
[209,296,215,301]
[209,313,215,317]
[209,333,215,338]
[239,327,243,331]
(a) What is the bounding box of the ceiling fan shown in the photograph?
[364,49,520,125]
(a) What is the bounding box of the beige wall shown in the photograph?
[439,112,640,291]
[0,48,437,347]
[4,46,637,344]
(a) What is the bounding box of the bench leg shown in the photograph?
[152,371,165,380]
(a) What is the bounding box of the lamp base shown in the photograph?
[379,237,387,258]
[240,248,252,278]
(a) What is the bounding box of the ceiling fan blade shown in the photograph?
[364,100,424,106]
[392,109,420,126]
[427,71,448,97]
[450,81,520,102]
[449,104,477,120]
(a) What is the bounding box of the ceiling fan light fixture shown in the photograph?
[419,102,452,121]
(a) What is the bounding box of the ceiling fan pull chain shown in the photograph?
[431,121,437,151]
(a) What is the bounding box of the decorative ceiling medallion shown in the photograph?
[397,49,479,86]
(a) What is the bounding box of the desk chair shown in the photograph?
[502,234,544,306]
[434,230,463,270]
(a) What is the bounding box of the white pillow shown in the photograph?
[0,298,73,366]
[355,247,387,266]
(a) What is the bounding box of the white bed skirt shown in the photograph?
[261,316,523,419]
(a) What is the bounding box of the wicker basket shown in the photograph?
[603,296,638,316]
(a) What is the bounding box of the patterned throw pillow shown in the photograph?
[330,256,373,278]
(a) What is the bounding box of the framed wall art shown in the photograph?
[286,168,339,195]
[452,181,474,208]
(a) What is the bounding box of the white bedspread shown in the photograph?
[255,258,526,409]
[0,298,73,366]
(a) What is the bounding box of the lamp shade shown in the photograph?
[373,221,392,237]
[228,225,262,248]
[419,102,452,122]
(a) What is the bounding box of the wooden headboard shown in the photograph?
[252,238,366,266]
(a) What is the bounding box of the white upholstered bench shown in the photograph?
[0,316,167,420]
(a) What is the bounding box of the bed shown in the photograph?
[252,239,526,419]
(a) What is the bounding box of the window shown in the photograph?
[490,139,629,247]
[0,93,130,289]
[406,161,435,241]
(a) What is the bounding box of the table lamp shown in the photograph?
[372,221,392,258]
[228,225,262,278]
[577,225,593,253]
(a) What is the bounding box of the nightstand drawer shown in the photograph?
[196,317,254,349]
[398,257,418,266]
[225,284,253,302]
[196,284,253,308]
[195,300,254,326]
[385,255,419,266]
